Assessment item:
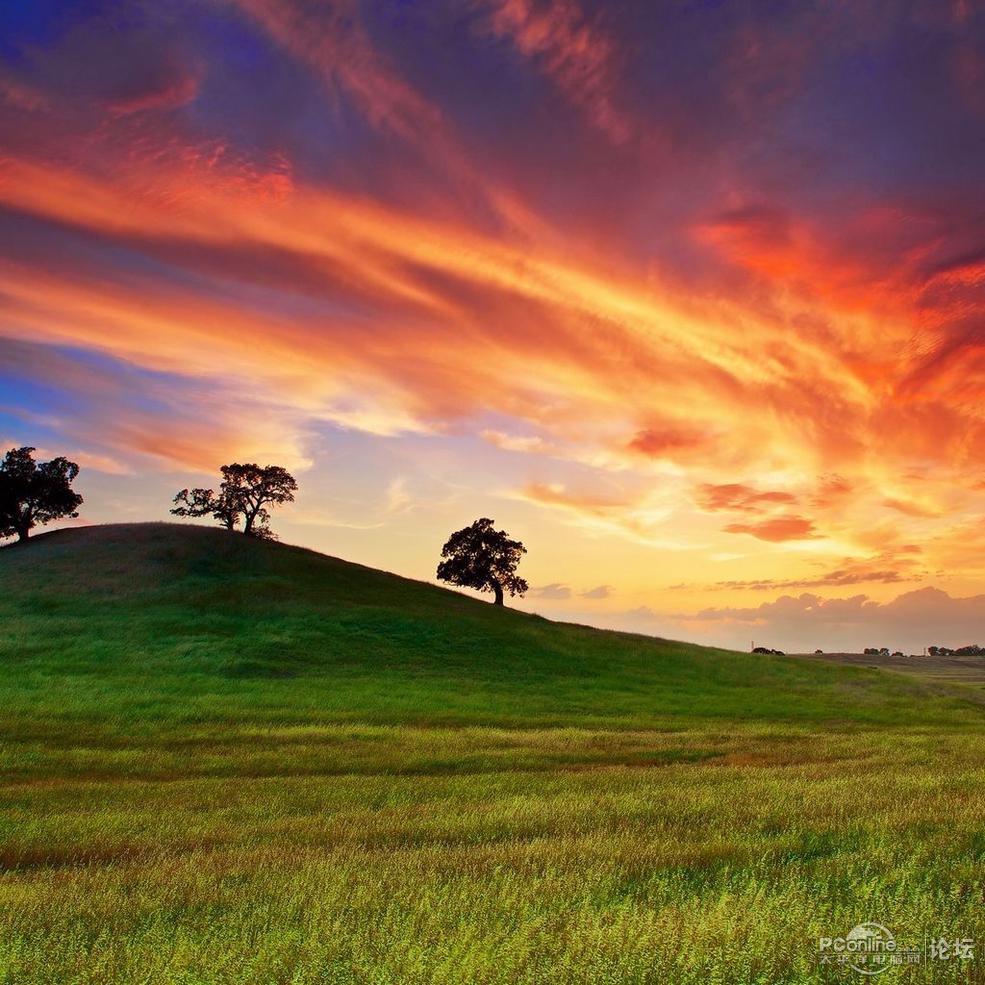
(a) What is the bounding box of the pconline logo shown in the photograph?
[818,923,916,975]
[818,923,975,975]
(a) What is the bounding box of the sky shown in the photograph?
[1,0,984,654]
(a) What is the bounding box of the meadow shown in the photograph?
[0,524,982,984]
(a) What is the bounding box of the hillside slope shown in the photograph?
[2,524,984,984]
[0,523,970,733]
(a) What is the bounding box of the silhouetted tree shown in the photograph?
[436,517,528,605]
[0,446,83,543]
[171,487,237,530]
[171,463,297,538]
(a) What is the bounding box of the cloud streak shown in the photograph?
[475,0,630,142]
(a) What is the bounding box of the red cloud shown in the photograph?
[696,482,797,513]
[107,66,201,116]
[627,427,708,457]
[723,516,818,542]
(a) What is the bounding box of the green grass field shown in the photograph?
[1,524,982,984]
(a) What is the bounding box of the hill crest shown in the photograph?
[0,521,971,729]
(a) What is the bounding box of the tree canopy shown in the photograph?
[0,446,83,542]
[172,463,297,538]
[436,517,528,605]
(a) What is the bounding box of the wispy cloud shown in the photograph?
[696,483,797,514]
[229,0,442,141]
[474,0,630,141]
[581,583,612,599]
[531,582,572,599]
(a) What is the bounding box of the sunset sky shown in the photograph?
[2,0,984,653]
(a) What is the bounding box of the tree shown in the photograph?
[0,446,83,543]
[171,463,297,538]
[436,517,528,605]
[170,485,247,531]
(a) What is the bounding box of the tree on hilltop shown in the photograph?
[170,486,240,531]
[436,518,528,606]
[0,446,83,543]
[172,463,297,539]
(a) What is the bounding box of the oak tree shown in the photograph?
[436,517,528,606]
[172,463,297,539]
[0,446,83,543]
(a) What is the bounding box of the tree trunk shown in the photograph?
[15,508,31,543]
[492,580,504,606]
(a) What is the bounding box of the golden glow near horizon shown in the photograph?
[2,0,984,652]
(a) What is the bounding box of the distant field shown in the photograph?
[804,651,985,689]
[0,525,983,984]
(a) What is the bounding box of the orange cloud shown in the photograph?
[696,482,797,513]
[627,427,711,459]
[883,496,943,519]
[723,516,818,542]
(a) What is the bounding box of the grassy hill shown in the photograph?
[0,524,983,984]
[0,523,970,736]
